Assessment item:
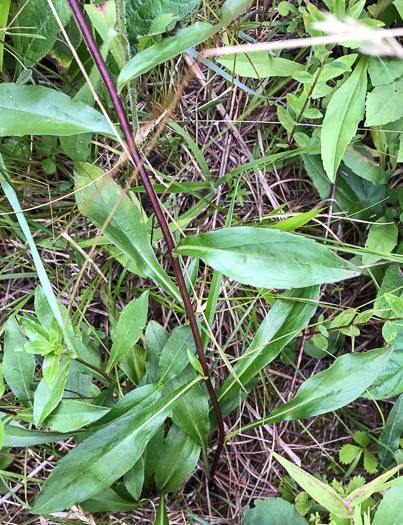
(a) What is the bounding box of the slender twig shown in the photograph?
[67,0,224,477]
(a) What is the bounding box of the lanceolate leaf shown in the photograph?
[218,53,305,78]
[155,425,201,494]
[74,162,181,303]
[2,423,75,448]
[175,227,360,289]
[3,318,35,407]
[217,286,319,406]
[106,292,149,373]
[321,57,368,182]
[33,358,72,426]
[263,347,390,425]
[157,325,196,383]
[0,84,115,137]
[31,376,201,514]
[118,0,254,89]
[272,451,349,519]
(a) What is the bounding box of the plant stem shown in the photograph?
[67,0,224,478]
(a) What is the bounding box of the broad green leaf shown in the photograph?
[272,451,349,519]
[81,487,139,512]
[31,375,200,514]
[158,326,196,384]
[18,401,110,432]
[342,144,387,185]
[362,217,398,266]
[372,483,403,525]
[365,73,403,126]
[217,286,319,405]
[118,0,254,89]
[267,347,391,423]
[125,0,200,47]
[124,457,144,501]
[74,163,181,303]
[154,494,169,525]
[34,286,54,330]
[16,0,70,65]
[2,422,75,448]
[374,264,403,319]
[366,344,403,399]
[155,425,200,494]
[321,57,368,182]
[33,358,72,425]
[368,57,403,87]
[378,394,403,466]
[242,497,308,525]
[3,318,35,406]
[42,353,59,387]
[175,227,360,289]
[385,293,403,317]
[145,321,169,383]
[106,292,149,373]
[0,84,115,137]
[217,53,304,78]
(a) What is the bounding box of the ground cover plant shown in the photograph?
[0,0,403,523]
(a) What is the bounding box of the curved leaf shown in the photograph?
[175,227,360,289]
[217,286,320,406]
[74,162,181,303]
[321,57,368,182]
[0,84,115,137]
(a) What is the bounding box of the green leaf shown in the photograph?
[0,0,11,70]
[363,450,378,474]
[218,286,319,406]
[155,425,200,494]
[2,423,75,448]
[363,217,398,266]
[383,321,399,343]
[242,497,308,524]
[42,353,60,387]
[3,317,35,406]
[0,419,3,451]
[0,84,115,137]
[145,321,169,383]
[342,144,387,185]
[80,487,140,512]
[379,394,403,466]
[385,293,403,317]
[33,358,72,425]
[366,335,403,399]
[154,494,169,525]
[187,348,204,376]
[340,444,362,464]
[123,457,144,501]
[272,451,349,519]
[354,431,371,448]
[118,0,254,89]
[175,227,360,289]
[74,162,181,303]
[106,292,149,373]
[18,400,110,432]
[0,364,4,399]
[16,0,71,65]
[265,347,391,424]
[217,53,304,78]
[366,74,403,126]
[157,326,196,384]
[119,344,146,386]
[125,0,200,45]
[372,483,403,525]
[263,209,323,232]
[321,57,368,182]
[31,376,200,514]
[374,264,403,319]
[368,57,403,87]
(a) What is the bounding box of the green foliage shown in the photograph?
[175,227,360,289]
[340,431,378,474]
[242,497,308,524]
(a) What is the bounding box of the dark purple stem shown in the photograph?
[67,0,224,478]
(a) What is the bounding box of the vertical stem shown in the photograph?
[67,0,224,477]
